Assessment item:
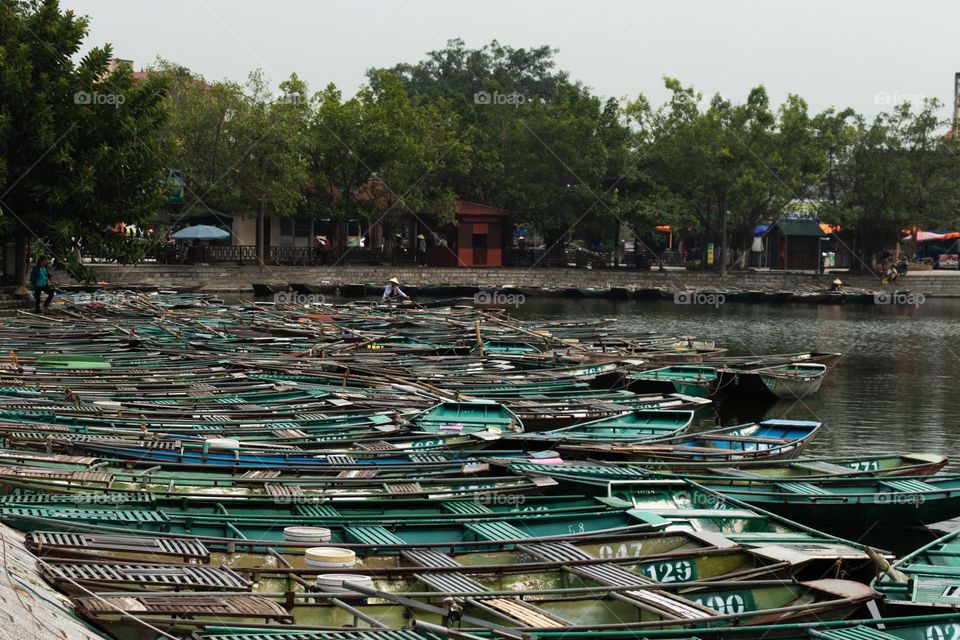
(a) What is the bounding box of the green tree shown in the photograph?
[0,0,170,282]
[305,72,470,243]
[156,63,308,260]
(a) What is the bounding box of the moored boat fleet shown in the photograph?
[0,292,957,640]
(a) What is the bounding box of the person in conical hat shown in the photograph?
[830,278,843,292]
[383,277,408,301]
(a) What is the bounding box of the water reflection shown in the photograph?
[513,298,960,465]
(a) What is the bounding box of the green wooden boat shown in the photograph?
[559,419,822,463]
[628,366,720,398]
[66,575,874,635]
[604,453,949,479]
[535,479,886,580]
[875,528,960,611]
[0,463,558,501]
[418,611,960,640]
[664,473,960,531]
[408,400,524,435]
[501,453,949,483]
[34,354,111,369]
[505,410,694,445]
[29,528,789,583]
[755,363,828,399]
[0,494,658,544]
[472,340,543,355]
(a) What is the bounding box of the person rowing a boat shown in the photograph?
[382,277,409,302]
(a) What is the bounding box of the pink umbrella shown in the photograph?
[903,231,947,241]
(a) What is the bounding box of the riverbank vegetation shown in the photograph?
[3,1,960,277]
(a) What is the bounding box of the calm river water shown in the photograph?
[513,297,960,465]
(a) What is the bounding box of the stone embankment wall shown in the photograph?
[78,264,960,297]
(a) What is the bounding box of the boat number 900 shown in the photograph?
[643,560,694,583]
[696,594,746,614]
[926,625,960,640]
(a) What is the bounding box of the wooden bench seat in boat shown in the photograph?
[344,525,405,546]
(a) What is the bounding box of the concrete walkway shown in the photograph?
[72,264,960,297]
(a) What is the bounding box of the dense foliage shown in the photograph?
[4,5,960,278]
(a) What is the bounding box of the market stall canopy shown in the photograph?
[775,219,826,237]
[171,224,230,240]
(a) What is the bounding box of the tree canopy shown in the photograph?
[4,20,960,276]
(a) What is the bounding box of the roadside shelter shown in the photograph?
[764,214,826,271]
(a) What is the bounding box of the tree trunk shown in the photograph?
[613,225,621,267]
[14,227,28,293]
[255,201,264,265]
[720,207,728,277]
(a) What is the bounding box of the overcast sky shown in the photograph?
[66,0,959,121]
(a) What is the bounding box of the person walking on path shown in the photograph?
[382,277,409,301]
[31,256,54,313]
[416,234,427,265]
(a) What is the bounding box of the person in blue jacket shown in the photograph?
[30,256,54,313]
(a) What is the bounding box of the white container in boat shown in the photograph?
[283,526,332,543]
[305,547,356,568]
[314,573,373,593]
[205,438,240,450]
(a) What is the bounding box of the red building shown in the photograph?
[428,200,510,267]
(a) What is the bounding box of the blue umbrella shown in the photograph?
[171,225,230,241]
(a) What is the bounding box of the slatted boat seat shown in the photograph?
[273,428,311,439]
[416,572,570,628]
[344,526,404,546]
[265,484,305,500]
[337,469,378,479]
[241,470,281,479]
[441,501,493,515]
[400,548,462,568]
[777,482,835,496]
[810,626,904,640]
[72,594,293,622]
[41,562,250,590]
[27,532,209,559]
[295,503,341,517]
[464,521,528,541]
[0,492,153,505]
[477,598,570,628]
[911,577,960,604]
[198,630,430,640]
[384,482,423,495]
[408,454,448,463]
[708,468,765,478]
[880,479,939,493]
[519,542,714,620]
[792,461,860,475]
[1,507,168,524]
[356,441,397,451]
[415,570,487,594]
[519,541,595,562]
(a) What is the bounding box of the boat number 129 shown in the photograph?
[644,560,694,583]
